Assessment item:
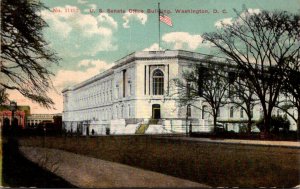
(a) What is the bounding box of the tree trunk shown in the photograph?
[213,114,217,134]
[261,106,271,139]
[247,118,252,134]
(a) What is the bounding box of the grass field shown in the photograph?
[18,135,300,187]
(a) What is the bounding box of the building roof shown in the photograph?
[62,50,233,93]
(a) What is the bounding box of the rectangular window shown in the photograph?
[187,105,191,117]
[110,90,112,101]
[228,72,236,84]
[153,77,164,95]
[117,87,119,99]
[187,83,191,98]
[128,105,131,117]
[229,85,235,98]
[230,107,234,118]
[197,79,203,97]
[228,72,236,98]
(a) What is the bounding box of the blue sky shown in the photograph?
[9,0,300,113]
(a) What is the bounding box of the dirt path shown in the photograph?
[20,146,209,188]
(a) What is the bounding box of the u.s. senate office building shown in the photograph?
[62,50,297,135]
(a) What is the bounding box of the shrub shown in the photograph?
[239,124,248,133]
[256,115,290,134]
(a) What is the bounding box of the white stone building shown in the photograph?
[62,50,297,135]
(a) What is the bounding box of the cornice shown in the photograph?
[62,50,233,93]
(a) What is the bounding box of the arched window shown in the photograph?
[230,107,234,118]
[152,69,164,95]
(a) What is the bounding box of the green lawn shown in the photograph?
[18,136,300,187]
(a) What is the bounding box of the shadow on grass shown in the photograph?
[2,137,76,188]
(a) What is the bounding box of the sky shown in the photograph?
[8,0,300,114]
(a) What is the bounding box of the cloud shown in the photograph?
[53,59,114,91]
[77,0,88,4]
[238,8,261,24]
[122,12,147,28]
[215,18,233,28]
[83,3,97,13]
[143,43,163,51]
[242,8,261,17]
[215,8,261,29]
[7,59,114,114]
[162,32,203,50]
[88,4,97,9]
[97,13,118,30]
[41,6,118,57]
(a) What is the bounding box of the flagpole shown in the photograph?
[158,2,160,50]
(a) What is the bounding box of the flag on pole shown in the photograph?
[157,2,172,49]
[160,13,173,27]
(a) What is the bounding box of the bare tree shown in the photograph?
[278,55,300,135]
[1,0,60,108]
[229,70,259,133]
[173,63,229,132]
[203,8,300,136]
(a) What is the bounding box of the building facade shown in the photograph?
[0,105,63,130]
[0,110,26,129]
[0,105,30,129]
[27,113,62,127]
[62,50,297,135]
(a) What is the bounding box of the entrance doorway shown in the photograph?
[152,104,161,119]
